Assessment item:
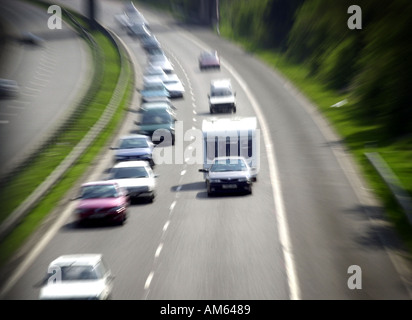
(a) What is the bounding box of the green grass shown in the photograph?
[0,10,134,266]
[0,32,118,224]
[254,49,412,252]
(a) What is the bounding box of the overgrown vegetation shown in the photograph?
[135,0,412,248]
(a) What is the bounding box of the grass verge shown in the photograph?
[256,50,412,253]
[0,7,134,266]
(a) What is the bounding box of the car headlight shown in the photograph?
[74,208,86,215]
[238,177,248,182]
[138,130,150,135]
[110,205,126,213]
[140,154,152,159]
[210,179,221,183]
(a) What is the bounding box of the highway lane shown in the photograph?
[2,0,412,300]
[0,0,90,175]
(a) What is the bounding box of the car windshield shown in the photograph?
[80,185,118,199]
[210,159,248,172]
[163,80,178,85]
[144,84,164,91]
[211,88,232,97]
[51,265,100,282]
[110,167,149,179]
[119,138,149,149]
[142,111,172,124]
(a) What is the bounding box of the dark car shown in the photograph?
[73,181,129,225]
[0,78,19,98]
[110,134,155,167]
[141,35,161,53]
[199,50,220,70]
[140,78,170,103]
[127,23,151,39]
[199,157,253,196]
[135,107,176,145]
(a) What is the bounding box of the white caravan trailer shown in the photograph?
[201,117,259,180]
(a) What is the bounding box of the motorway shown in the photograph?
[1,0,412,300]
[0,0,90,175]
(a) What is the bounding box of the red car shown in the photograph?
[199,50,220,70]
[73,181,129,225]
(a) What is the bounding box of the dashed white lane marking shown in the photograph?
[193,110,197,114]
[163,220,170,232]
[144,271,154,290]
[176,185,182,192]
[155,243,163,258]
[169,201,176,211]
[180,170,186,176]
[193,118,197,122]
[192,103,196,108]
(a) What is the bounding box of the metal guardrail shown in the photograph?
[0,4,132,243]
[365,152,412,226]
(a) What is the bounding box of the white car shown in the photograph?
[106,161,157,202]
[39,254,114,300]
[149,53,174,74]
[162,74,185,98]
[208,79,236,114]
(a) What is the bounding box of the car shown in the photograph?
[140,77,170,103]
[72,181,129,225]
[199,50,220,70]
[106,161,157,202]
[162,74,185,98]
[114,13,132,30]
[208,79,236,113]
[199,156,253,196]
[110,134,155,167]
[139,101,177,115]
[0,78,19,98]
[140,96,175,109]
[145,46,164,57]
[143,67,170,84]
[135,106,177,145]
[127,23,151,39]
[20,32,45,46]
[38,254,114,300]
[148,53,174,74]
[141,35,162,52]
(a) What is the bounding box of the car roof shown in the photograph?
[81,180,119,187]
[119,134,150,140]
[143,77,165,85]
[112,161,150,168]
[49,254,103,267]
[141,102,172,109]
[211,79,232,88]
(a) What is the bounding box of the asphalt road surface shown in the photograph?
[0,0,90,175]
[1,0,411,300]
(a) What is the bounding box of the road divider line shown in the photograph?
[170,201,176,212]
[155,243,163,258]
[144,271,154,290]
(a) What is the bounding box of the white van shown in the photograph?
[208,79,236,114]
[201,117,259,180]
